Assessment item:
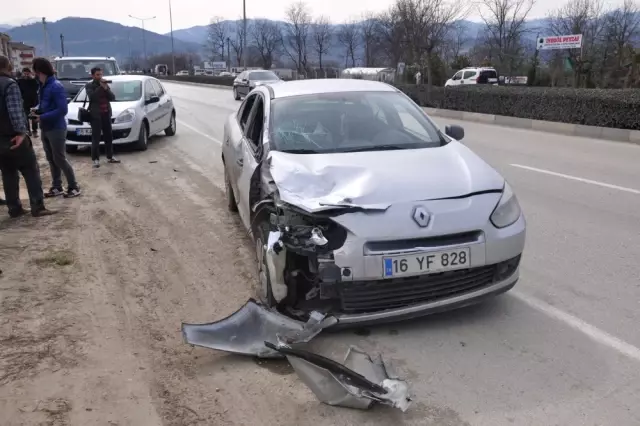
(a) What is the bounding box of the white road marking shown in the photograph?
[513,291,640,362]
[177,120,222,145]
[511,164,640,194]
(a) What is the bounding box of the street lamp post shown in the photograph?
[168,0,176,74]
[129,14,156,69]
[242,0,247,70]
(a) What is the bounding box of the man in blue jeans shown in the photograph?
[31,57,81,198]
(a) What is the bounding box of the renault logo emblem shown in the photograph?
[412,206,430,227]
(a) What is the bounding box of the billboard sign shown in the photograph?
[537,34,583,50]
[203,61,227,70]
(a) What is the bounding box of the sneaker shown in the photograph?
[93,160,100,168]
[107,157,121,164]
[64,187,82,198]
[31,207,57,217]
[44,187,64,198]
[0,198,6,206]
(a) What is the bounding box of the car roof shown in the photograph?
[54,56,117,61]
[268,79,398,99]
[99,75,154,82]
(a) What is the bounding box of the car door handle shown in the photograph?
[236,158,243,167]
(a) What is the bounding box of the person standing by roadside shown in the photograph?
[85,67,120,168]
[0,55,56,217]
[32,57,81,198]
[17,67,39,138]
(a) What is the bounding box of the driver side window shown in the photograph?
[245,96,264,150]
[452,71,463,80]
[144,81,156,101]
[239,94,257,131]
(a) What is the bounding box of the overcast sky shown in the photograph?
[1,0,622,35]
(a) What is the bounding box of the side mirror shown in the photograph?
[445,124,465,141]
[146,96,160,105]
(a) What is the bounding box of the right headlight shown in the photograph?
[490,182,521,228]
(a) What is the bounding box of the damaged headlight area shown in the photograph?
[256,198,349,317]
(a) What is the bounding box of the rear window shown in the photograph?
[249,71,279,81]
[478,70,498,84]
[55,60,118,79]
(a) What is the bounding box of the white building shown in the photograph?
[0,33,10,58]
[9,42,36,71]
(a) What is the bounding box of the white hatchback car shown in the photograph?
[65,75,176,152]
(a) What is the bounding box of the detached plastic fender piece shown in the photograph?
[265,342,412,412]
[181,299,337,358]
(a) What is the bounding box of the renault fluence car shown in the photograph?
[222,79,525,326]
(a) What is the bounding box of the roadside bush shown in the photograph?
[159,75,235,86]
[396,84,640,130]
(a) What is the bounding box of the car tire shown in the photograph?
[133,121,149,151]
[65,145,78,154]
[233,87,241,101]
[254,221,276,308]
[164,111,176,136]
[224,165,238,212]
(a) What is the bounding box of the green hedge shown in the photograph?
[396,84,640,130]
[159,76,640,130]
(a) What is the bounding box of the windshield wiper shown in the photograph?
[341,145,407,153]
[281,149,319,154]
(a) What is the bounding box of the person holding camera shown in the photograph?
[32,57,81,198]
[18,67,39,138]
[85,67,120,168]
[0,55,56,217]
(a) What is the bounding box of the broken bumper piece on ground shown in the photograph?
[181,299,337,358]
[182,299,412,412]
[265,342,412,412]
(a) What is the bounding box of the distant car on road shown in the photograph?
[65,75,176,152]
[53,56,120,101]
[445,67,499,87]
[176,70,189,76]
[222,79,526,326]
[232,70,281,100]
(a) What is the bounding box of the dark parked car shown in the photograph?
[232,70,281,100]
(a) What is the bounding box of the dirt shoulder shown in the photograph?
[0,136,268,425]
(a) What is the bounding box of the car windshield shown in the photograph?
[250,71,279,81]
[270,91,445,154]
[55,60,118,80]
[74,81,142,102]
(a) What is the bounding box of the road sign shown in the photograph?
[537,34,583,50]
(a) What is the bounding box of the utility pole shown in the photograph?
[168,0,176,74]
[42,18,48,57]
[242,0,247,70]
[129,15,156,69]
[227,37,230,72]
[60,34,65,56]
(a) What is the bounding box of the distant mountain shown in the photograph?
[0,24,13,32]
[7,17,203,61]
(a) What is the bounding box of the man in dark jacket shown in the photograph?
[32,57,81,198]
[0,55,55,217]
[85,67,120,168]
[17,67,39,137]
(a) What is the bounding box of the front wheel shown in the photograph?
[233,87,241,101]
[165,112,176,136]
[133,122,148,151]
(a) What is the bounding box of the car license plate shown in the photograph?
[76,128,91,136]
[383,248,471,278]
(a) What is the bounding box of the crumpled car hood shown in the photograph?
[267,142,505,212]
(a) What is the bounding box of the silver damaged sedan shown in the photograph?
[222,79,526,326]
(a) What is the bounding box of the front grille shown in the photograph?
[66,128,131,142]
[68,118,116,125]
[340,264,497,313]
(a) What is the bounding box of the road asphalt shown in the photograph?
[162,81,640,426]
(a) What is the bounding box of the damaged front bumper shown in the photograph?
[181,300,412,412]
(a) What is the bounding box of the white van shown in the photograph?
[445,67,499,87]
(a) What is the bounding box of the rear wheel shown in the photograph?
[164,112,176,136]
[224,165,238,212]
[133,122,149,151]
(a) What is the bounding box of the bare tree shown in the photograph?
[206,16,229,61]
[374,9,405,67]
[479,0,534,77]
[250,19,282,69]
[548,0,606,87]
[360,12,381,67]
[337,19,361,67]
[282,1,313,73]
[441,21,472,72]
[312,15,333,69]
[602,0,640,86]
[229,19,248,67]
